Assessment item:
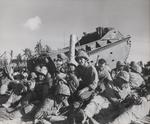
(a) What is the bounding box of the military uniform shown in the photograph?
[76,64,98,91]
[66,73,79,95]
[34,75,70,123]
[97,69,112,82]
[101,71,131,105]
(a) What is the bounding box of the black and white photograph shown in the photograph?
[0,0,150,124]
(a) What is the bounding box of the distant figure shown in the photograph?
[130,61,136,69]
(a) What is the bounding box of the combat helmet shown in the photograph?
[130,64,142,73]
[117,71,130,82]
[75,50,89,62]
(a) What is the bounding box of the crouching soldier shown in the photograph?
[21,65,52,108]
[98,71,130,105]
[73,71,136,124]
[129,63,145,90]
[96,58,112,93]
[55,53,68,74]
[111,61,125,80]
[34,65,51,101]
[66,60,79,103]
[75,50,98,103]
[102,71,143,120]
[2,72,37,111]
[34,72,70,124]
[67,50,98,124]
[54,72,71,106]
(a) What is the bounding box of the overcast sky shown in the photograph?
[0,0,149,63]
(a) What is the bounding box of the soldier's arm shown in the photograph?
[89,66,99,90]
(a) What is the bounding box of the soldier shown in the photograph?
[20,72,37,107]
[66,60,79,104]
[2,72,37,110]
[75,50,98,102]
[129,63,145,89]
[85,71,131,122]
[130,61,136,68]
[67,50,98,124]
[55,53,68,74]
[21,65,51,107]
[75,71,142,124]
[111,61,125,80]
[54,72,71,107]
[0,67,11,95]
[95,55,111,73]
[67,60,79,92]
[70,71,132,124]
[70,50,98,105]
[27,72,37,91]
[96,58,112,83]
[34,72,71,124]
[102,71,131,105]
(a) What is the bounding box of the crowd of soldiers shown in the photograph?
[0,50,150,124]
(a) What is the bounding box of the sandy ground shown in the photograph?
[0,94,150,124]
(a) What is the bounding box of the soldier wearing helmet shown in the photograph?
[74,50,98,102]
[66,60,79,95]
[111,61,126,80]
[129,63,145,89]
[27,72,37,91]
[35,65,52,100]
[62,60,80,105]
[55,53,68,74]
[21,65,52,105]
[96,58,112,84]
[101,71,131,106]
[114,71,131,100]
[34,73,70,124]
